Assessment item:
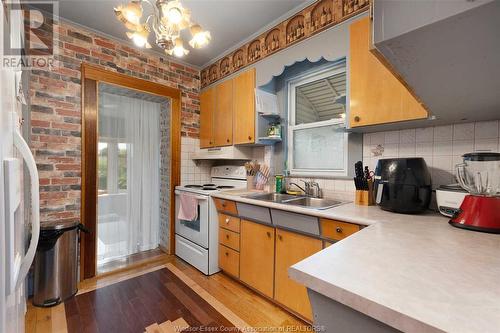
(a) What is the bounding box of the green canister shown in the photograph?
[275,175,284,193]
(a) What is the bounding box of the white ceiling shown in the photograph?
[34,0,310,67]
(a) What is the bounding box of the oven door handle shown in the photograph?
[175,190,208,201]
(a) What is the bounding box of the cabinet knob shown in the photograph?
[225,252,229,256]
[354,116,360,122]
[226,234,230,239]
[225,218,230,224]
[226,138,230,143]
[248,135,252,140]
[336,227,343,233]
[278,234,283,241]
[209,141,213,144]
[266,231,271,237]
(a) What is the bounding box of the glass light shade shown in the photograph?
[168,7,182,24]
[114,1,142,30]
[126,28,151,48]
[166,38,189,57]
[189,24,211,48]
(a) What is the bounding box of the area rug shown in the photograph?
[65,264,249,332]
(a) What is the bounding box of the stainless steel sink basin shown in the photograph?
[282,197,345,210]
[244,193,302,203]
[244,192,345,210]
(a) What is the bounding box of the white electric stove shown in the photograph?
[174,165,246,275]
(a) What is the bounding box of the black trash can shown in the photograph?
[33,220,87,307]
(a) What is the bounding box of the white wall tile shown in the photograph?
[399,129,416,144]
[453,123,474,140]
[384,131,400,144]
[416,127,434,143]
[432,141,452,156]
[452,140,474,156]
[416,142,433,156]
[475,139,498,152]
[434,125,453,142]
[475,121,498,139]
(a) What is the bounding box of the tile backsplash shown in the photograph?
[363,120,500,189]
[180,137,211,185]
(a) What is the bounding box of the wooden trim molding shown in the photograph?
[80,63,182,279]
[200,0,369,88]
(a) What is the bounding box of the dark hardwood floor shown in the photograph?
[65,268,235,332]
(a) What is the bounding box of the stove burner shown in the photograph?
[202,187,218,191]
[203,183,216,187]
[185,185,203,188]
[217,185,235,189]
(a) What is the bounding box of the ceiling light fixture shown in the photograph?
[114,0,211,58]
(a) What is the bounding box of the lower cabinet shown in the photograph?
[218,245,240,278]
[275,229,322,321]
[215,202,362,322]
[240,220,275,298]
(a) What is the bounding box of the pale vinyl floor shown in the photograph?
[26,255,309,333]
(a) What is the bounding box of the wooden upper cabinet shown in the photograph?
[240,220,275,298]
[214,79,233,146]
[349,17,427,127]
[199,88,215,148]
[233,69,256,145]
[275,229,322,321]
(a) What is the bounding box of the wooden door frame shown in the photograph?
[80,63,181,280]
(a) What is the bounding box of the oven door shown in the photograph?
[175,190,209,248]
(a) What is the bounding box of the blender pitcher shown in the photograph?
[450,152,500,233]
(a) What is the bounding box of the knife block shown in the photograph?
[355,180,374,206]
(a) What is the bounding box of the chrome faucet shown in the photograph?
[289,179,323,198]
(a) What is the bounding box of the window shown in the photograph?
[97,139,129,195]
[287,64,349,177]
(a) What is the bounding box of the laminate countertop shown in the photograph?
[211,190,500,333]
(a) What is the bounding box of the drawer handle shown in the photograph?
[225,218,230,224]
[336,227,343,233]
[266,231,271,238]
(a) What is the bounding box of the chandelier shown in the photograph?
[114,0,211,57]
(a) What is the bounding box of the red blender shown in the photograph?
[449,152,500,233]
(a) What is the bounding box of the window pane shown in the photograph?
[98,142,108,193]
[293,124,345,170]
[295,71,346,125]
[117,143,128,191]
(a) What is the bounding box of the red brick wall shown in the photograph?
[30,20,200,223]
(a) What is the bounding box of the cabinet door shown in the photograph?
[349,17,427,127]
[233,69,255,145]
[200,88,215,148]
[214,79,233,146]
[275,229,322,320]
[240,220,275,298]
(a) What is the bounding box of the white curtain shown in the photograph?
[99,91,160,260]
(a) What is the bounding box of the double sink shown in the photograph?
[244,193,345,210]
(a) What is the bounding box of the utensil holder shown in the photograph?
[247,176,255,190]
[355,180,374,206]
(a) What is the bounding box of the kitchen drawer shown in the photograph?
[271,209,320,236]
[213,198,238,215]
[218,214,241,233]
[219,244,239,278]
[219,227,240,251]
[320,219,360,241]
[236,202,272,225]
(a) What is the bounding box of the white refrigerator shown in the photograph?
[0,3,40,333]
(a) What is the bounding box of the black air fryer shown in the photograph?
[374,158,432,214]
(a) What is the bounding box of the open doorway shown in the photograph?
[80,64,181,279]
[96,83,170,274]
